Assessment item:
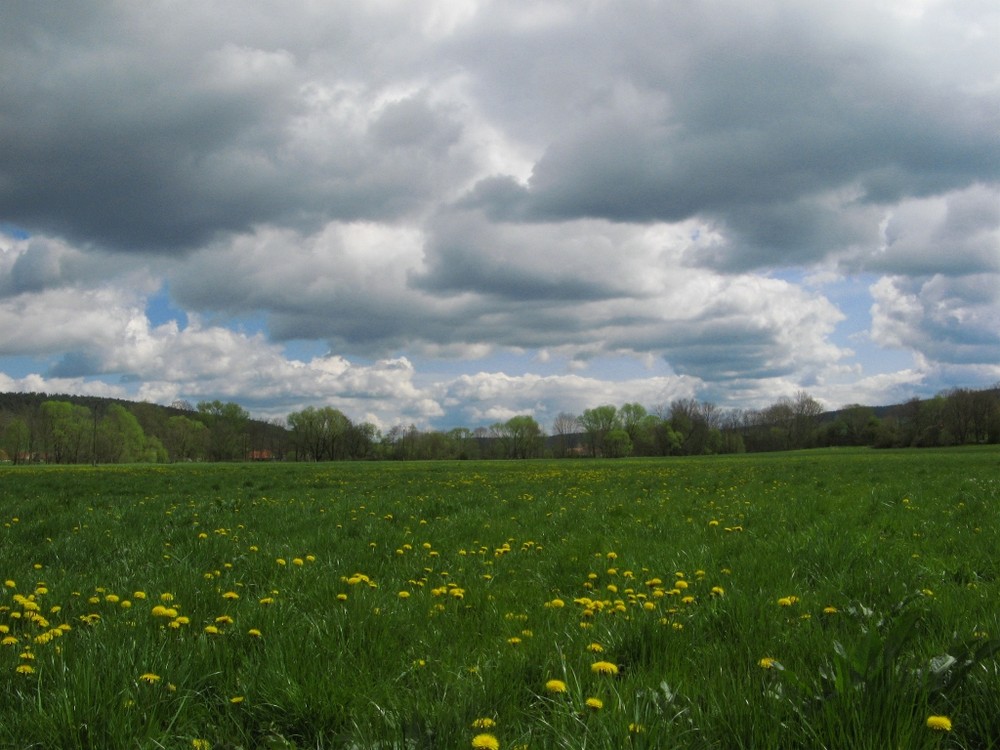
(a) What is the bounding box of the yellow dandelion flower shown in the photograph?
[759,657,778,669]
[471,734,500,750]
[204,625,220,635]
[398,591,411,599]
[823,606,838,614]
[628,723,645,734]
[2,636,18,646]
[16,664,35,675]
[192,740,211,750]
[4,580,15,589]
[545,679,567,694]
[591,661,619,676]
[230,696,244,704]
[777,596,798,607]
[139,673,161,684]
[222,591,239,600]
[336,593,348,602]
[248,628,262,638]
[587,642,605,653]
[292,558,304,566]
[926,716,952,732]
[258,597,274,605]
[585,697,603,710]
[507,637,522,645]
[159,593,174,602]
[472,718,496,729]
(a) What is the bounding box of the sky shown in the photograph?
[0,1,998,431]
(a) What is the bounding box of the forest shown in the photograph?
[0,386,998,464]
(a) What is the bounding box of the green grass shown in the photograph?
[1,448,998,749]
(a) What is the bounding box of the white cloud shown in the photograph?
[0,1,996,424]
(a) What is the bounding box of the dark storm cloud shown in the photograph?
[450,1,999,271]
[0,3,472,253]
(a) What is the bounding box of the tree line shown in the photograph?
[1,386,998,464]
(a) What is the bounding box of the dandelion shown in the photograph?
[204,625,220,635]
[222,591,239,600]
[292,558,304,566]
[585,697,603,710]
[472,718,496,729]
[545,679,567,694]
[2,636,18,647]
[230,696,244,704]
[926,716,952,732]
[192,740,211,750]
[591,661,619,676]
[587,642,605,653]
[759,657,778,669]
[777,596,799,607]
[471,734,500,750]
[823,606,838,615]
[248,628,262,638]
[398,591,411,599]
[139,673,161,684]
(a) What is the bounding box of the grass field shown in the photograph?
[1,449,998,749]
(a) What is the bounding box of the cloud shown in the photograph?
[0,1,997,425]
[870,273,1000,366]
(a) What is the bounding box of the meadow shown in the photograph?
[1,448,998,749]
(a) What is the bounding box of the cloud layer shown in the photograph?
[0,1,997,428]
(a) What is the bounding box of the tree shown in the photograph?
[39,400,91,463]
[603,428,633,458]
[579,405,618,457]
[287,406,352,460]
[197,401,251,460]
[2,417,30,463]
[504,415,544,459]
[165,415,208,461]
[96,404,147,463]
[551,412,581,458]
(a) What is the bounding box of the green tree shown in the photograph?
[165,415,208,461]
[579,405,618,457]
[287,406,352,460]
[39,400,91,463]
[603,428,633,458]
[96,404,147,463]
[2,417,30,463]
[197,401,251,460]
